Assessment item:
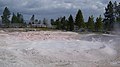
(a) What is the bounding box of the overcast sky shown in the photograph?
[0,0,119,21]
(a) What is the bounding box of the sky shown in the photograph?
[0,0,119,21]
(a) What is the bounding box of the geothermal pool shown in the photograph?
[0,31,119,67]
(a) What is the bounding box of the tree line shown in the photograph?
[51,1,120,32]
[0,1,120,32]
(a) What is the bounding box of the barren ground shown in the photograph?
[0,30,120,67]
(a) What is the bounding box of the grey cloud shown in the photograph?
[0,0,119,21]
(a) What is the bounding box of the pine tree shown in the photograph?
[68,15,74,31]
[17,13,24,23]
[38,20,41,24]
[11,13,24,23]
[104,1,115,31]
[95,15,103,32]
[51,19,55,25]
[87,15,94,31]
[30,15,35,24]
[118,3,120,22]
[116,2,120,23]
[35,19,38,23]
[61,16,67,30]
[75,9,85,29]
[113,2,120,31]
[1,7,11,26]
[11,13,18,23]
[56,18,61,30]
[11,13,25,27]
[43,18,48,27]
[118,3,120,27]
